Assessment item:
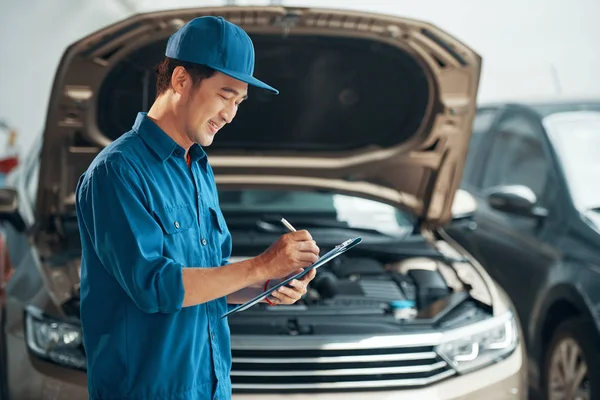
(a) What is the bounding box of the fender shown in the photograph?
[530,282,598,365]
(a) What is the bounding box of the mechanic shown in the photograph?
[75,16,319,400]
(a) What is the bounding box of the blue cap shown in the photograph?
[165,16,278,94]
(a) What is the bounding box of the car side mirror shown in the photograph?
[485,185,548,219]
[0,188,26,232]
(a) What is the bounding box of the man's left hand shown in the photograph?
[268,268,316,305]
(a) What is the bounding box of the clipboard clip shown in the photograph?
[335,238,354,248]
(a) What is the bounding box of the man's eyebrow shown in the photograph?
[221,87,248,100]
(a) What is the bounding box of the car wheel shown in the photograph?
[544,317,600,400]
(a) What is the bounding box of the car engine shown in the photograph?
[305,255,450,314]
[225,246,479,337]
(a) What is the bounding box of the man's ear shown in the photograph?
[170,66,190,95]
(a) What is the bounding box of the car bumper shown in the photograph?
[6,328,88,400]
[6,327,526,400]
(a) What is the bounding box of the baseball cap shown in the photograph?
[165,16,278,94]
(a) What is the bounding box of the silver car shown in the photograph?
[0,5,526,400]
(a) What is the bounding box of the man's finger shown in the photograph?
[271,289,297,304]
[288,279,308,293]
[299,268,317,283]
[296,252,319,264]
[288,229,312,242]
[277,285,300,298]
[297,240,320,255]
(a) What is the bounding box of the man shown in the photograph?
[75,16,319,400]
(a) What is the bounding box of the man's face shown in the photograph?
[180,70,248,147]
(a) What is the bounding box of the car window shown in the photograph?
[462,109,498,188]
[218,189,415,237]
[480,115,549,200]
[544,112,600,211]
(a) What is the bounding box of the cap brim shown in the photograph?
[209,65,279,95]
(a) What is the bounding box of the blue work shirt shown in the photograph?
[76,112,233,400]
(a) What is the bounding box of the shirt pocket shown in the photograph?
[208,206,226,234]
[152,204,198,265]
[208,206,230,264]
[153,204,195,234]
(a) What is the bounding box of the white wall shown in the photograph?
[0,0,129,154]
[1,0,599,155]
[292,0,600,103]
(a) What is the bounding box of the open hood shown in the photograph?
[36,6,481,231]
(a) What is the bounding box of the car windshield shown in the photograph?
[544,112,600,211]
[218,189,415,237]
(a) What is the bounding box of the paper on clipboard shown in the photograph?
[220,236,363,319]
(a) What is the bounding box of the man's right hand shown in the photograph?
[254,230,320,281]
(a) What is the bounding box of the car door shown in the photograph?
[449,108,565,328]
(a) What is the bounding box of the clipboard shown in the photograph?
[221,236,363,319]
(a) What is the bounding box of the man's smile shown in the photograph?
[208,119,221,134]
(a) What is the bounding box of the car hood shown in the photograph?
[36,6,481,230]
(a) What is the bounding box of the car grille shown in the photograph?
[230,336,455,391]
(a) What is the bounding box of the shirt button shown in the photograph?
[174,221,180,229]
[211,333,216,341]
[201,238,207,246]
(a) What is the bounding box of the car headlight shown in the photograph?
[436,312,518,374]
[25,306,86,370]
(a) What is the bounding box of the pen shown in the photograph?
[280,218,297,232]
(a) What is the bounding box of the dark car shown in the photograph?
[0,5,526,400]
[446,99,600,400]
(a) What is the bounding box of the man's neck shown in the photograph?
[147,95,193,151]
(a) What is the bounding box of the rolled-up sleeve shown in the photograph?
[76,159,184,314]
[220,230,232,267]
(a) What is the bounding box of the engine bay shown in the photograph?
[38,219,493,334]
[227,239,493,335]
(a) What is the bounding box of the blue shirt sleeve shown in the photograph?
[220,228,232,268]
[76,159,185,314]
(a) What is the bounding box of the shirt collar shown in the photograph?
[133,112,207,164]
[188,142,208,165]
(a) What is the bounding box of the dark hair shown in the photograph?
[154,57,216,97]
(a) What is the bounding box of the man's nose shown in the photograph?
[220,104,237,124]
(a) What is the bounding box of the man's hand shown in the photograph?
[254,230,320,281]
[267,268,317,305]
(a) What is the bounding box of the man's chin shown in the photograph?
[197,133,215,147]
